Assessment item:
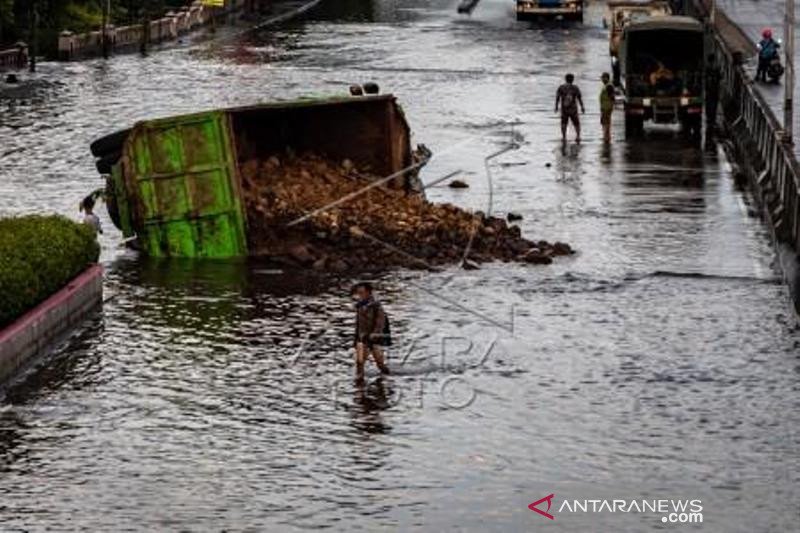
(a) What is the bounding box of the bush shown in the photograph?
[0,215,100,327]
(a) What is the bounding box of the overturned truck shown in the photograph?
[91,95,572,269]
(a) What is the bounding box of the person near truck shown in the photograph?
[555,73,585,143]
[352,282,391,382]
[756,28,780,83]
[79,192,103,235]
[599,72,615,143]
[648,61,675,89]
[705,54,721,130]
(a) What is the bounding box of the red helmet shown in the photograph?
[763,28,773,39]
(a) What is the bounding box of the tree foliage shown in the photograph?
[1,1,188,49]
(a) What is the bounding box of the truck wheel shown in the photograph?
[681,116,702,139]
[625,115,643,138]
[96,150,122,175]
[90,128,131,157]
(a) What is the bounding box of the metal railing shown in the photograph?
[711,24,800,251]
[0,45,28,70]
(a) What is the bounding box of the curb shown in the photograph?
[0,264,104,386]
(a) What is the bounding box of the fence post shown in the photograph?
[28,3,38,72]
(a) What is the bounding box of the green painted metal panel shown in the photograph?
[124,111,247,258]
[111,163,134,238]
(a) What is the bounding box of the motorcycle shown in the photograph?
[758,38,784,83]
[767,56,785,83]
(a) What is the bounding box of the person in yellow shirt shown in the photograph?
[599,72,615,143]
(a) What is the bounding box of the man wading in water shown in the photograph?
[555,73,585,143]
[352,282,391,382]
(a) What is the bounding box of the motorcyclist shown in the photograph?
[756,28,780,82]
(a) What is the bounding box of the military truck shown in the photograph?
[618,16,704,137]
[605,0,672,85]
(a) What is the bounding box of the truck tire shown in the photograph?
[90,129,131,157]
[625,115,643,139]
[96,150,122,175]
[681,115,702,140]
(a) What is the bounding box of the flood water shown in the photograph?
[1,1,799,531]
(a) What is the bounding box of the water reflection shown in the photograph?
[352,378,393,434]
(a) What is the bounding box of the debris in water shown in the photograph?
[241,152,573,271]
[457,0,481,14]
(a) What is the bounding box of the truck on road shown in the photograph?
[516,0,584,22]
[605,0,672,85]
[619,16,705,137]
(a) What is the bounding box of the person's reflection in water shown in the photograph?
[600,139,613,166]
[557,141,583,185]
[704,130,717,155]
[352,378,393,435]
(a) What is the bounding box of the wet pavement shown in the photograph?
[1,1,799,531]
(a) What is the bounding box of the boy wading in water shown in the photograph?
[352,282,391,382]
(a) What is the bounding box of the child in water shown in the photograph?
[80,193,103,235]
[352,282,391,382]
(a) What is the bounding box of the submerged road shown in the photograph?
[0,0,798,530]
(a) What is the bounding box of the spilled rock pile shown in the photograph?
[240,153,573,271]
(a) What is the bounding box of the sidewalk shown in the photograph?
[713,0,800,157]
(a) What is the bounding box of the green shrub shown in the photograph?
[0,215,100,327]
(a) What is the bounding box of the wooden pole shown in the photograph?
[28,2,37,72]
[140,1,149,56]
[785,0,795,143]
[101,0,110,59]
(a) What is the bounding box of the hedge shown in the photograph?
[0,215,100,328]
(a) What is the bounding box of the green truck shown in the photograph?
[91,95,423,258]
[619,16,705,137]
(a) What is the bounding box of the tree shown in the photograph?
[0,0,16,45]
[1,1,183,53]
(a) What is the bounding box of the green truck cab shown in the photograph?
[91,95,422,258]
[619,16,705,137]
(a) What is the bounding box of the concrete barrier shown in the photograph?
[0,265,103,386]
[58,0,246,60]
[0,43,29,71]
